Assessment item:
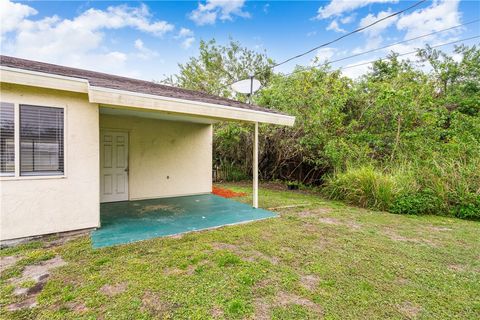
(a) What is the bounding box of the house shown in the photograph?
[0,55,295,242]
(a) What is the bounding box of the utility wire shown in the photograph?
[276,35,479,80]
[264,0,427,72]
[338,35,480,71]
[282,19,480,77]
[221,0,427,91]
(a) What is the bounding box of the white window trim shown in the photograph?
[0,102,67,181]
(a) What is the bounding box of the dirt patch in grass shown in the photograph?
[141,291,176,317]
[11,256,66,285]
[295,208,362,230]
[100,282,128,296]
[210,305,224,318]
[14,280,47,296]
[6,296,38,311]
[318,217,341,225]
[397,301,422,319]
[66,301,88,313]
[301,222,319,233]
[300,274,320,291]
[164,264,198,276]
[211,242,279,265]
[6,255,67,311]
[427,225,453,232]
[276,291,322,313]
[43,230,89,248]
[395,277,410,285]
[254,291,323,319]
[448,264,467,272]
[253,297,271,320]
[317,217,362,230]
[163,267,183,276]
[297,207,332,218]
[0,255,21,273]
[383,228,437,247]
[252,278,322,318]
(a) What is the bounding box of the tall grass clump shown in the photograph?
[323,166,395,211]
[324,160,480,220]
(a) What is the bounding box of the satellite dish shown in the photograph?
[231,78,261,94]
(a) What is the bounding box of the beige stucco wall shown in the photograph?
[0,83,100,240]
[100,114,212,200]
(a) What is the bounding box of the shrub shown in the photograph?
[450,193,480,220]
[215,161,248,182]
[390,189,444,215]
[323,166,395,211]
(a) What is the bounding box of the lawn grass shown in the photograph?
[1,182,479,319]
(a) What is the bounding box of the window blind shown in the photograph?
[20,105,64,176]
[0,102,15,176]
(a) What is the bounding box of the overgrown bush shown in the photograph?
[323,166,395,211]
[450,194,480,220]
[172,40,480,219]
[390,189,444,215]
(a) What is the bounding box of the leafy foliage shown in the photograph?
[172,40,480,219]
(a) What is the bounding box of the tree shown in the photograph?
[166,39,275,100]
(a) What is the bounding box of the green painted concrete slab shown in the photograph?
[91,194,276,248]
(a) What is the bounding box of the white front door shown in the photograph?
[100,130,129,203]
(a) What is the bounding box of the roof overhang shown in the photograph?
[0,66,295,126]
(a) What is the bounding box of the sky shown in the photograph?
[1,0,479,81]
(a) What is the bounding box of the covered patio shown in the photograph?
[91,194,277,248]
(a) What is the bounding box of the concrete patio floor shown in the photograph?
[91,194,277,248]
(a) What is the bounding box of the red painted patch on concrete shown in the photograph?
[212,186,247,198]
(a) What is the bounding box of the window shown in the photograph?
[20,105,64,176]
[0,102,15,176]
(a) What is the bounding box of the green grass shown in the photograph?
[1,182,479,319]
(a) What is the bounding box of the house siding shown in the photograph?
[99,114,212,200]
[0,83,100,240]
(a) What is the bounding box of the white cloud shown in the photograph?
[0,1,174,77]
[341,58,373,79]
[134,39,145,50]
[388,0,462,55]
[178,27,194,38]
[315,0,398,20]
[134,39,158,60]
[307,30,317,37]
[351,9,397,54]
[396,0,461,39]
[176,27,195,49]
[263,3,270,14]
[340,14,356,24]
[0,0,37,35]
[360,9,397,37]
[189,0,250,26]
[181,37,195,49]
[327,20,346,33]
[312,47,337,65]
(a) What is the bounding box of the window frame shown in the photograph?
[0,102,15,177]
[0,102,67,181]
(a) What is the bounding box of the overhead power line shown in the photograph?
[282,19,480,77]
[264,0,428,72]
[278,35,479,79]
[219,0,427,91]
[338,35,480,71]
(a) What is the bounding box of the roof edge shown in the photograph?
[89,85,295,126]
[1,65,295,126]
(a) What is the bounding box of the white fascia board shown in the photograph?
[0,66,89,93]
[88,85,295,126]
